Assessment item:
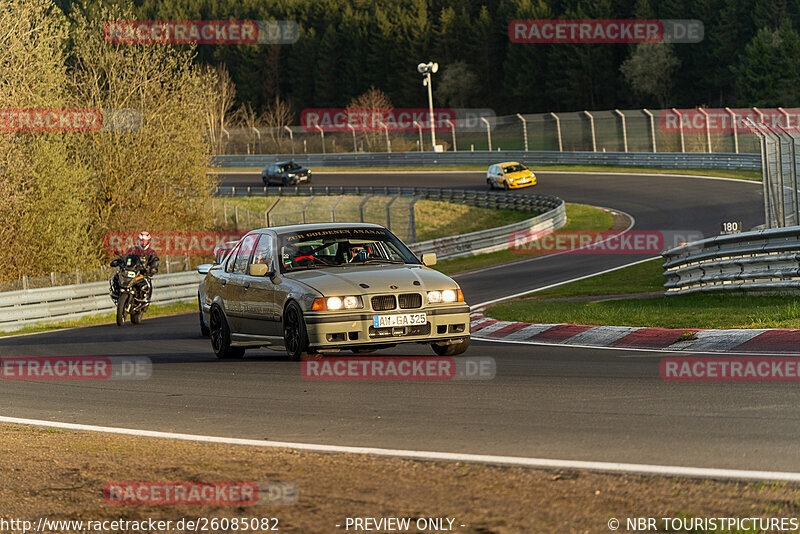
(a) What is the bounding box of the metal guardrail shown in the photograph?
[215,184,562,214]
[1,190,565,331]
[0,272,204,331]
[410,203,565,260]
[212,151,761,170]
[663,226,800,295]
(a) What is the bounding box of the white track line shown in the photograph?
[469,335,800,356]
[473,256,659,309]
[456,205,636,277]
[1,416,797,482]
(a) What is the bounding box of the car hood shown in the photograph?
[284,264,459,295]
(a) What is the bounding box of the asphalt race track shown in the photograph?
[6,170,797,473]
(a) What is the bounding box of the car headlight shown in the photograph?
[428,289,464,304]
[325,296,363,310]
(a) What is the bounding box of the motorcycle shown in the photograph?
[109,255,152,326]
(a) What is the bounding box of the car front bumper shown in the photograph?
[508,177,536,188]
[304,305,471,349]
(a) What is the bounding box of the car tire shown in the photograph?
[199,295,210,337]
[116,293,129,327]
[487,178,494,190]
[283,301,309,361]
[503,181,509,191]
[209,305,245,359]
[351,348,376,354]
[431,337,470,356]
[262,177,269,186]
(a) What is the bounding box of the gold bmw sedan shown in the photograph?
[198,223,471,360]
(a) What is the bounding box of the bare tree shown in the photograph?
[347,86,393,152]
[262,96,295,151]
[200,64,236,155]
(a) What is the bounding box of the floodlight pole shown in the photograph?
[425,72,436,149]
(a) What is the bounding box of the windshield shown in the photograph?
[284,162,303,171]
[503,164,526,173]
[278,227,419,272]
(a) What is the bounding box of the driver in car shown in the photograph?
[348,245,370,262]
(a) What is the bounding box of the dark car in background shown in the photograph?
[261,161,312,186]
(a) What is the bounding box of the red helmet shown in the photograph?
[138,231,152,250]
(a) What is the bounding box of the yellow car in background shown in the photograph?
[486,162,537,190]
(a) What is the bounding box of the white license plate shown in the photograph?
[373,313,427,328]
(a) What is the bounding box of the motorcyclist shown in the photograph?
[113,231,159,299]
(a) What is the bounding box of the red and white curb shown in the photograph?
[470,308,800,353]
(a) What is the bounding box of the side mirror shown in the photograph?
[249,263,273,277]
[421,253,437,266]
[197,264,212,275]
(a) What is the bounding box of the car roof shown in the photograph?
[494,161,521,166]
[249,222,386,235]
[274,160,299,166]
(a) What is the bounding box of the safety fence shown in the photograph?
[0,189,565,331]
[212,151,760,170]
[215,107,772,155]
[663,226,800,295]
[748,121,800,228]
[214,185,562,244]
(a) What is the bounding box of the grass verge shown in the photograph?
[0,301,196,338]
[4,424,800,532]
[212,165,761,181]
[434,203,617,275]
[487,257,800,329]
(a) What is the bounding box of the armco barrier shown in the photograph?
[0,271,204,331]
[215,185,563,214]
[662,226,800,294]
[1,190,565,331]
[409,203,565,260]
[212,151,761,170]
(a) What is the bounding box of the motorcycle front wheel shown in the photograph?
[116,293,129,327]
